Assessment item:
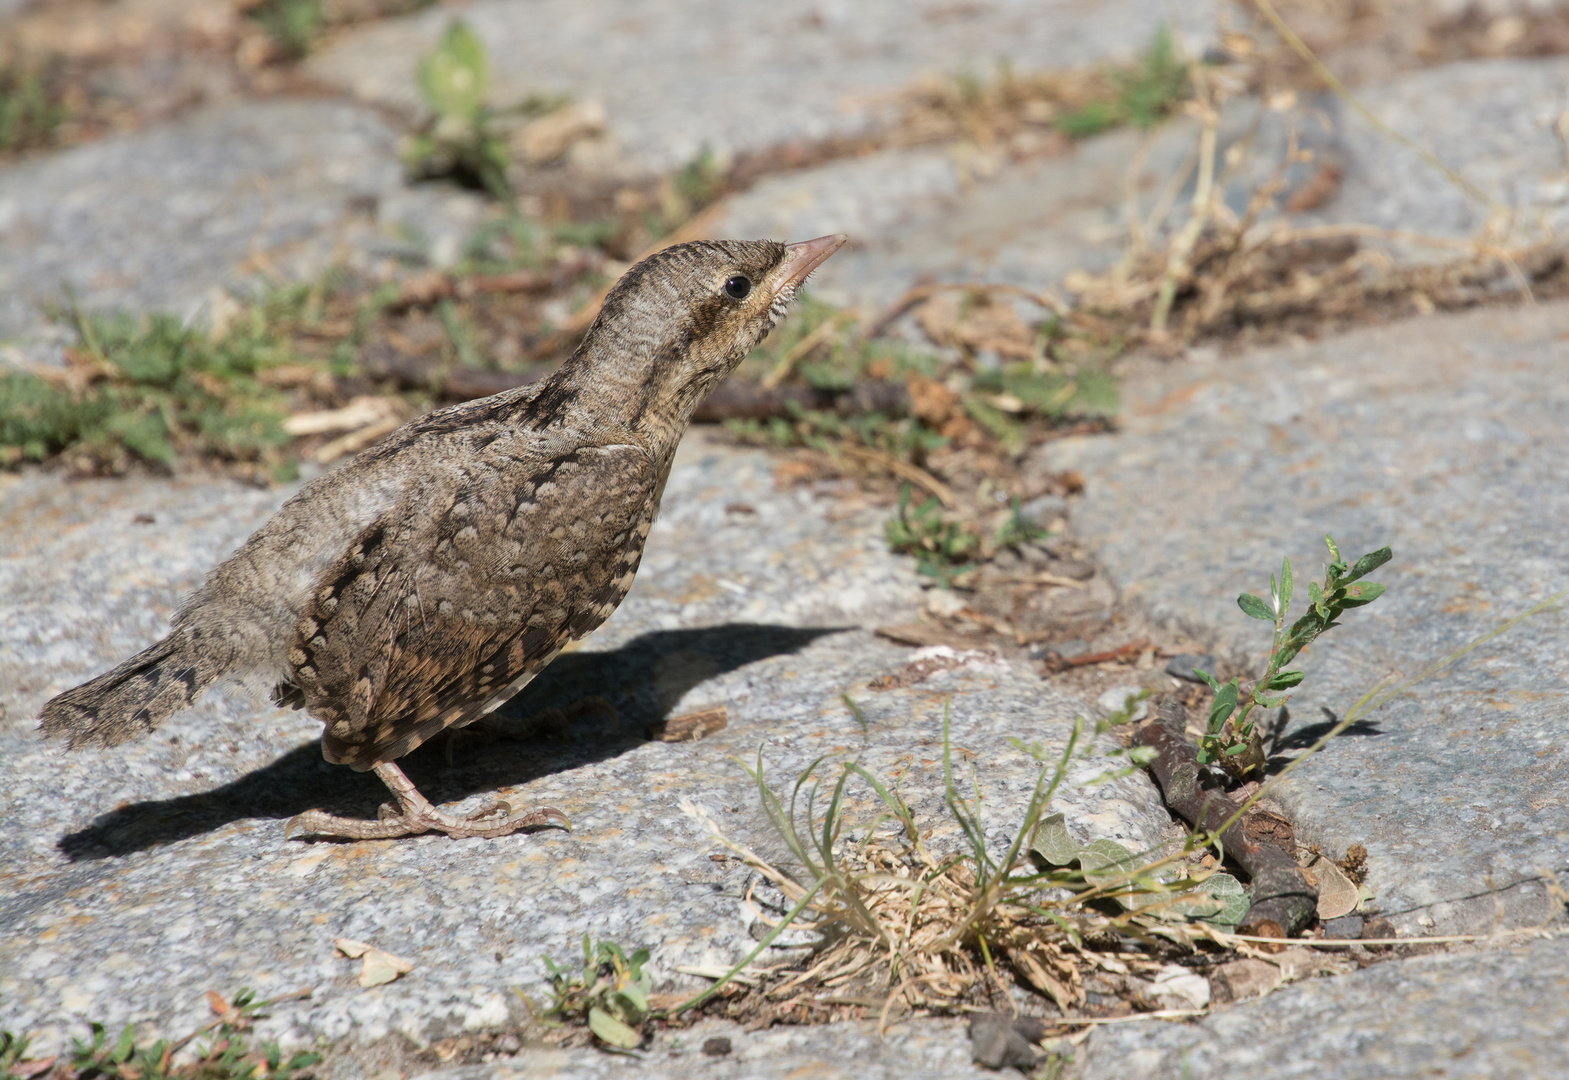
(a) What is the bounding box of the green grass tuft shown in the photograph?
[1058,26,1189,138]
[0,65,66,155]
[1,302,308,472]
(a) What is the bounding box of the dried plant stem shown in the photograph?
[1136,700,1317,937]
[835,443,957,507]
[762,314,851,390]
[1249,0,1503,219]
[1219,929,1553,949]
[1150,79,1219,335]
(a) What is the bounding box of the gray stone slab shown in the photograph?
[306,0,1220,177]
[714,54,1569,312]
[408,1017,988,1080]
[1321,56,1569,241]
[1076,936,1569,1080]
[1046,302,1569,936]
[0,432,1170,1059]
[715,128,1151,312]
[0,99,489,343]
[711,90,1353,311]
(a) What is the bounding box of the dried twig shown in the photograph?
[1135,699,1317,940]
[762,313,854,389]
[835,443,957,507]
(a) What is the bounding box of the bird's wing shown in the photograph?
[287,441,659,769]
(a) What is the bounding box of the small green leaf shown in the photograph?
[1264,669,1306,690]
[1279,557,1293,614]
[1324,534,1341,563]
[588,1006,642,1049]
[1079,838,1139,874]
[1192,667,1221,692]
[1207,679,1238,732]
[607,984,649,1024]
[1237,593,1274,620]
[1287,612,1320,639]
[1075,839,1145,907]
[112,1025,135,1064]
[1197,872,1249,927]
[1340,581,1384,607]
[842,693,869,735]
[418,20,489,119]
[1028,812,1078,868]
[1343,546,1392,585]
[1251,693,1287,709]
[1307,580,1323,606]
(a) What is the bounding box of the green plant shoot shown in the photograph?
[1195,534,1391,773]
[543,937,652,1050]
[884,484,979,586]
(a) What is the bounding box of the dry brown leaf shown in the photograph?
[333,936,371,959]
[314,414,406,464]
[512,100,607,163]
[204,989,241,1024]
[1310,856,1360,920]
[334,937,414,987]
[905,373,960,427]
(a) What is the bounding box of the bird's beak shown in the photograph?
[774,233,848,295]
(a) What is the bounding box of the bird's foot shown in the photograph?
[286,761,569,840]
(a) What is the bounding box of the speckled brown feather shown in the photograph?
[293,440,659,767]
[40,237,837,773]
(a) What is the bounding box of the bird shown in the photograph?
[39,233,849,841]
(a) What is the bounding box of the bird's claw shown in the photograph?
[285,802,569,841]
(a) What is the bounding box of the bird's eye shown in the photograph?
[722,275,752,300]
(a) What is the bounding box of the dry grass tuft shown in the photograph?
[672,704,1237,1028]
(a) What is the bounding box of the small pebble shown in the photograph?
[1321,914,1365,939]
[702,1037,732,1057]
[1165,653,1218,682]
[1029,638,1086,662]
[967,1012,1038,1070]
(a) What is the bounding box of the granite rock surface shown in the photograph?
[405,1017,992,1080]
[714,55,1569,311]
[1324,56,1569,241]
[0,432,1170,1061]
[1077,935,1569,1079]
[1048,301,1569,937]
[0,99,488,345]
[306,0,1221,176]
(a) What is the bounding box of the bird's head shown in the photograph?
[563,234,847,447]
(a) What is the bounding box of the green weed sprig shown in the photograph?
[3,989,321,1080]
[885,486,979,586]
[542,938,653,1050]
[1195,535,1391,773]
[402,21,515,200]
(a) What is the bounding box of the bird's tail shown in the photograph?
[38,629,221,748]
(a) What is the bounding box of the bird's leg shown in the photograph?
[286,761,569,840]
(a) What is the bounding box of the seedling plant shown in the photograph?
[1194,536,1391,777]
[542,937,653,1050]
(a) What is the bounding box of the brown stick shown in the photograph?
[1134,699,1317,941]
[387,253,600,312]
[689,378,910,423]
